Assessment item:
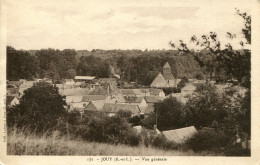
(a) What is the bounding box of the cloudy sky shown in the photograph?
[5,0,251,50]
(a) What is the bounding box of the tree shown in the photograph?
[7,46,39,80]
[171,9,251,87]
[154,97,185,131]
[65,69,76,79]
[177,76,189,89]
[185,84,229,129]
[7,82,67,134]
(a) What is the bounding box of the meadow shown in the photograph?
[7,129,222,156]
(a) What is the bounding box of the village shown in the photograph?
[6,61,248,146]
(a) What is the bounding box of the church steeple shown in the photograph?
[162,62,174,80]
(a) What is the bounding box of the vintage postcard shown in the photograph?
[0,0,260,164]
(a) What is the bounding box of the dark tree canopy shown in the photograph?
[154,97,185,131]
[7,82,66,134]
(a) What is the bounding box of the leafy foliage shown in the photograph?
[7,82,67,134]
[154,97,185,131]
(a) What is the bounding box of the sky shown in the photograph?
[5,0,251,50]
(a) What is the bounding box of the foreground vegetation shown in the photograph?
[7,129,222,156]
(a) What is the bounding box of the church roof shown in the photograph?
[163,62,171,68]
[163,72,174,80]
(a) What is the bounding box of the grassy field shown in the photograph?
[7,130,222,156]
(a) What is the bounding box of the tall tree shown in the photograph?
[7,82,66,134]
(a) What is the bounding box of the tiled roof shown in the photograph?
[8,81,23,87]
[85,100,105,111]
[89,86,107,95]
[120,89,136,95]
[124,96,144,103]
[141,103,154,114]
[181,83,197,91]
[102,103,140,114]
[66,96,83,103]
[82,95,107,102]
[149,88,164,95]
[144,96,164,103]
[59,88,91,96]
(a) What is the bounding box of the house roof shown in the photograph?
[142,103,154,114]
[120,89,136,95]
[132,89,149,95]
[181,83,197,91]
[144,96,164,103]
[163,62,171,68]
[85,100,105,111]
[6,96,16,106]
[18,88,28,94]
[82,95,107,102]
[149,88,164,95]
[64,79,75,83]
[56,84,74,89]
[89,86,107,95]
[59,88,91,96]
[66,96,83,103]
[124,96,145,104]
[75,76,95,80]
[162,126,197,144]
[19,81,34,89]
[8,81,23,87]
[74,82,82,86]
[102,103,140,114]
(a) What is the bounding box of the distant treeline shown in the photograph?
[7,46,228,84]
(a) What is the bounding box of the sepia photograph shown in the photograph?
[0,0,260,164]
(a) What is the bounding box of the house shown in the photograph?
[162,126,197,144]
[120,89,136,96]
[56,84,74,89]
[166,93,188,104]
[82,95,108,102]
[66,96,83,103]
[124,96,147,107]
[181,83,197,97]
[148,88,165,97]
[8,81,23,88]
[75,76,96,83]
[150,62,177,88]
[74,82,83,88]
[142,96,165,115]
[84,100,106,112]
[59,88,91,96]
[67,102,88,113]
[64,79,75,85]
[102,103,141,116]
[19,81,34,89]
[144,96,164,103]
[150,72,168,88]
[132,89,150,97]
[98,78,118,86]
[6,96,19,107]
[89,86,107,95]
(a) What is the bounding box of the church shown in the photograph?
[150,62,177,88]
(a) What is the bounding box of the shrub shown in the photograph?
[185,129,231,152]
[152,134,179,150]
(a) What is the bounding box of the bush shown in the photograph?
[57,113,141,146]
[162,87,179,95]
[185,129,231,152]
[152,134,179,150]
